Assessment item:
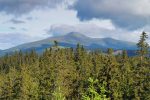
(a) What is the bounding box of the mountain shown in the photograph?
[0,32,137,56]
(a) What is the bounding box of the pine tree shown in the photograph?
[19,64,39,99]
[119,58,134,99]
[54,40,58,47]
[133,32,150,99]
[107,48,114,55]
[122,50,128,63]
[0,67,19,99]
[82,77,109,100]
[38,50,55,99]
[137,31,149,61]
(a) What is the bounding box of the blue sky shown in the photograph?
[0,0,150,50]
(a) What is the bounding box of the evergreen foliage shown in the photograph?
[0,32,149,100]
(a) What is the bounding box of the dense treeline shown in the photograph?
[0,32,149,100]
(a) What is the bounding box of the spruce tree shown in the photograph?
[137,31,149,61]
[107,48,114,55]
[54,40,58,47]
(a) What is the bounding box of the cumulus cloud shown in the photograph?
[72,0,150,30]
[48,18,115,36]
[0,0,64,15]
[0,7,78,49]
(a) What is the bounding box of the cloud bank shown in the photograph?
[72,0,150,29]
[48,23,142,44]
[0,0,64,15]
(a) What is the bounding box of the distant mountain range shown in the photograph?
[0,32,137,56]
[0,50,2,53]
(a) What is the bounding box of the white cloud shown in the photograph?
[72,0,150,29]
[49,22,150,44]
[0,6,80,49]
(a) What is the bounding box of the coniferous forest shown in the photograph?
[0,32,149,100]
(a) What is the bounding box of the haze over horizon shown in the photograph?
[0,0,150,50]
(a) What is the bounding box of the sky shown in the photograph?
[0,0,150,50]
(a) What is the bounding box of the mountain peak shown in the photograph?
[65,32,88,38]
[0,32,137,56]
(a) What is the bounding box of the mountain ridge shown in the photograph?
[0,32,137,56]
